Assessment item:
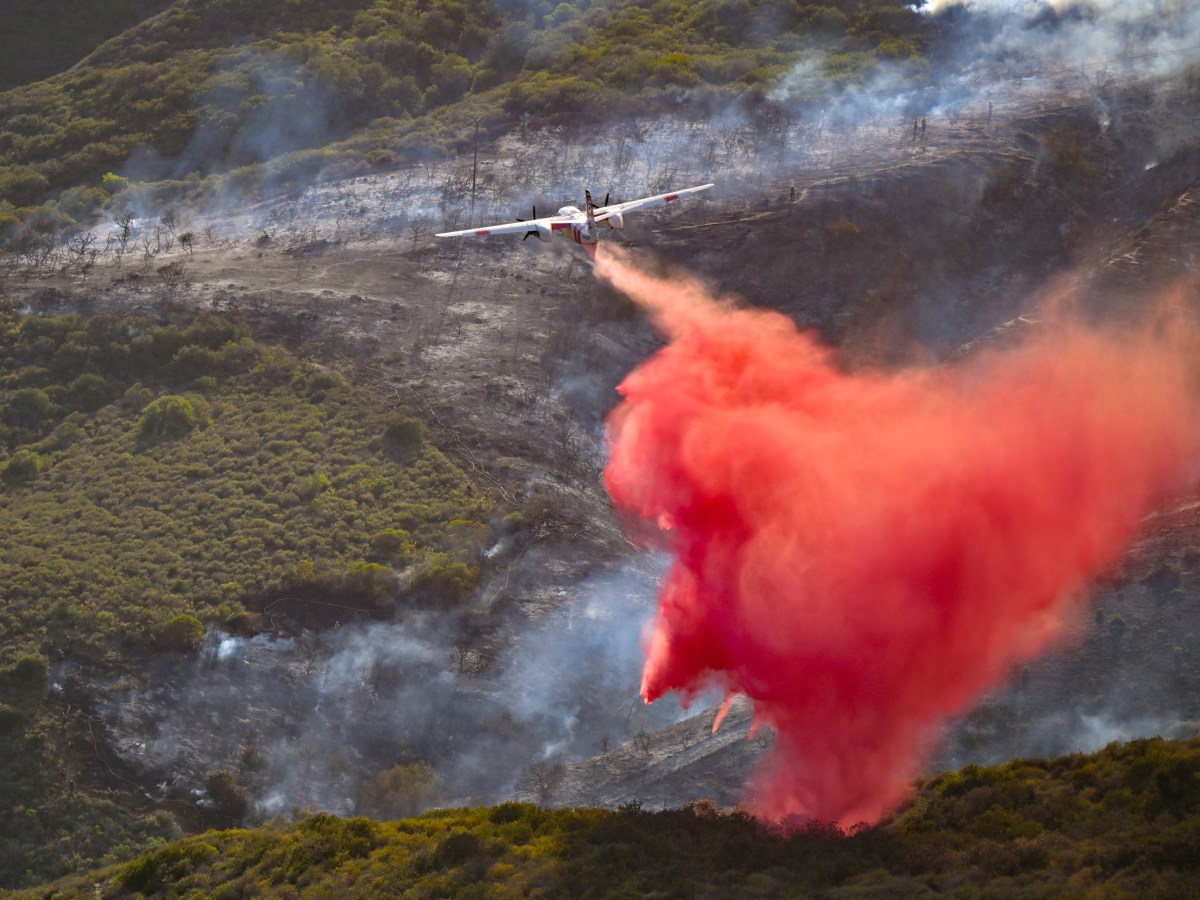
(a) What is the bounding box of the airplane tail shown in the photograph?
[585,189,597,230]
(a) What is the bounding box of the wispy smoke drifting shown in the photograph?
[102,554,697,817]
[926,0,1200,80]
[595,245,1200,825]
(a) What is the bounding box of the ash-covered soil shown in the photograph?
[6,71,1200,818]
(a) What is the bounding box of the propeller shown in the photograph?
[585,191,609,213]
[519,205,537,240]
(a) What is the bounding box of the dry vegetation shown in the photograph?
[15,737,1200,897]
[3,0,1200,894]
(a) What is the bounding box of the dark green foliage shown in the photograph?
[409,555,480,607]
[273,815,381,883]
[432,831,486,869]
[368,528,414,564]
[3,388,55,430]
[67,372,117,413]
[116,841,220,894]
[20,739,1200,898]
[137,394,200,440]
[382,413,425,461]
[6,652,50,694]
[0,703,24,735]
[156,613,205,652]
[357,762,443,820]
[1,448,44,485]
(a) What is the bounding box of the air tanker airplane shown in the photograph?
[436,183,713,255]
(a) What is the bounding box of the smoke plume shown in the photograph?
[595,245,1200,825]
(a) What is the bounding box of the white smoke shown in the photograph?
[925,0,1200,78]
[99,554,714,819]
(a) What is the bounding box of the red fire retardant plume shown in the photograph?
[595,245,1200,826]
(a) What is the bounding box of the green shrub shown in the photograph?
[409,556,479,607]
[298,471,332,500]
[433,831,485,869]
[118,841,220,894]
[5,652,49,693]
[382,414,425,460]
[296,366,344,400]
[0,702,24,735]
[170,344,223,381]
[225,610,261,635]
[101,172,131,194]
[138,394,198,440]
[2,387,55,429]
[357,762,443,820]
[121,382,153,411]
[369,528,414,563]
[183,314,240,350]
[1,448,44,485]
[157,614,205,652]
[343,561,399,602]
[67,372,116,412]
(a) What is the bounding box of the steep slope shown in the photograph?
[17,737,1200,898]
[0,312,497,886]
[2,72,1198,888]
[0,0,931,211]
[2,1,1200,891]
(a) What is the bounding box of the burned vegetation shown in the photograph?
[3,0,1200,894]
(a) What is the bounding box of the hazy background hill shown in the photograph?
[0,1,171,91]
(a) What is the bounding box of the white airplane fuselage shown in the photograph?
[436,183,708,252]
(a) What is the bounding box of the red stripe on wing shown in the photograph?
[474,229,490,236]
[664,194,679,201]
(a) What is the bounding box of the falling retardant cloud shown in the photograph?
[594,244,1200,826]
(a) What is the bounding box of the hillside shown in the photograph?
[1,65,1199,888]
[0,308,494,665]
[0,0,931,218]
[2,0,1200,893]
[0,309,497,884]
[17,737,1200,897]
[0,73,1197,888]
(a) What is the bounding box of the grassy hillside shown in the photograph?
[0,1,171,91]
[15,737,1200,897]
[0,306,493,668]
[0,305,496,885]
[0,0,932,225]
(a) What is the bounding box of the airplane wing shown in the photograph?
[436,213,576,238]
[594,183,714,220]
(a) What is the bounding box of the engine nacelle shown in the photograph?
[604,211,624,230]
[530,223,553,242]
